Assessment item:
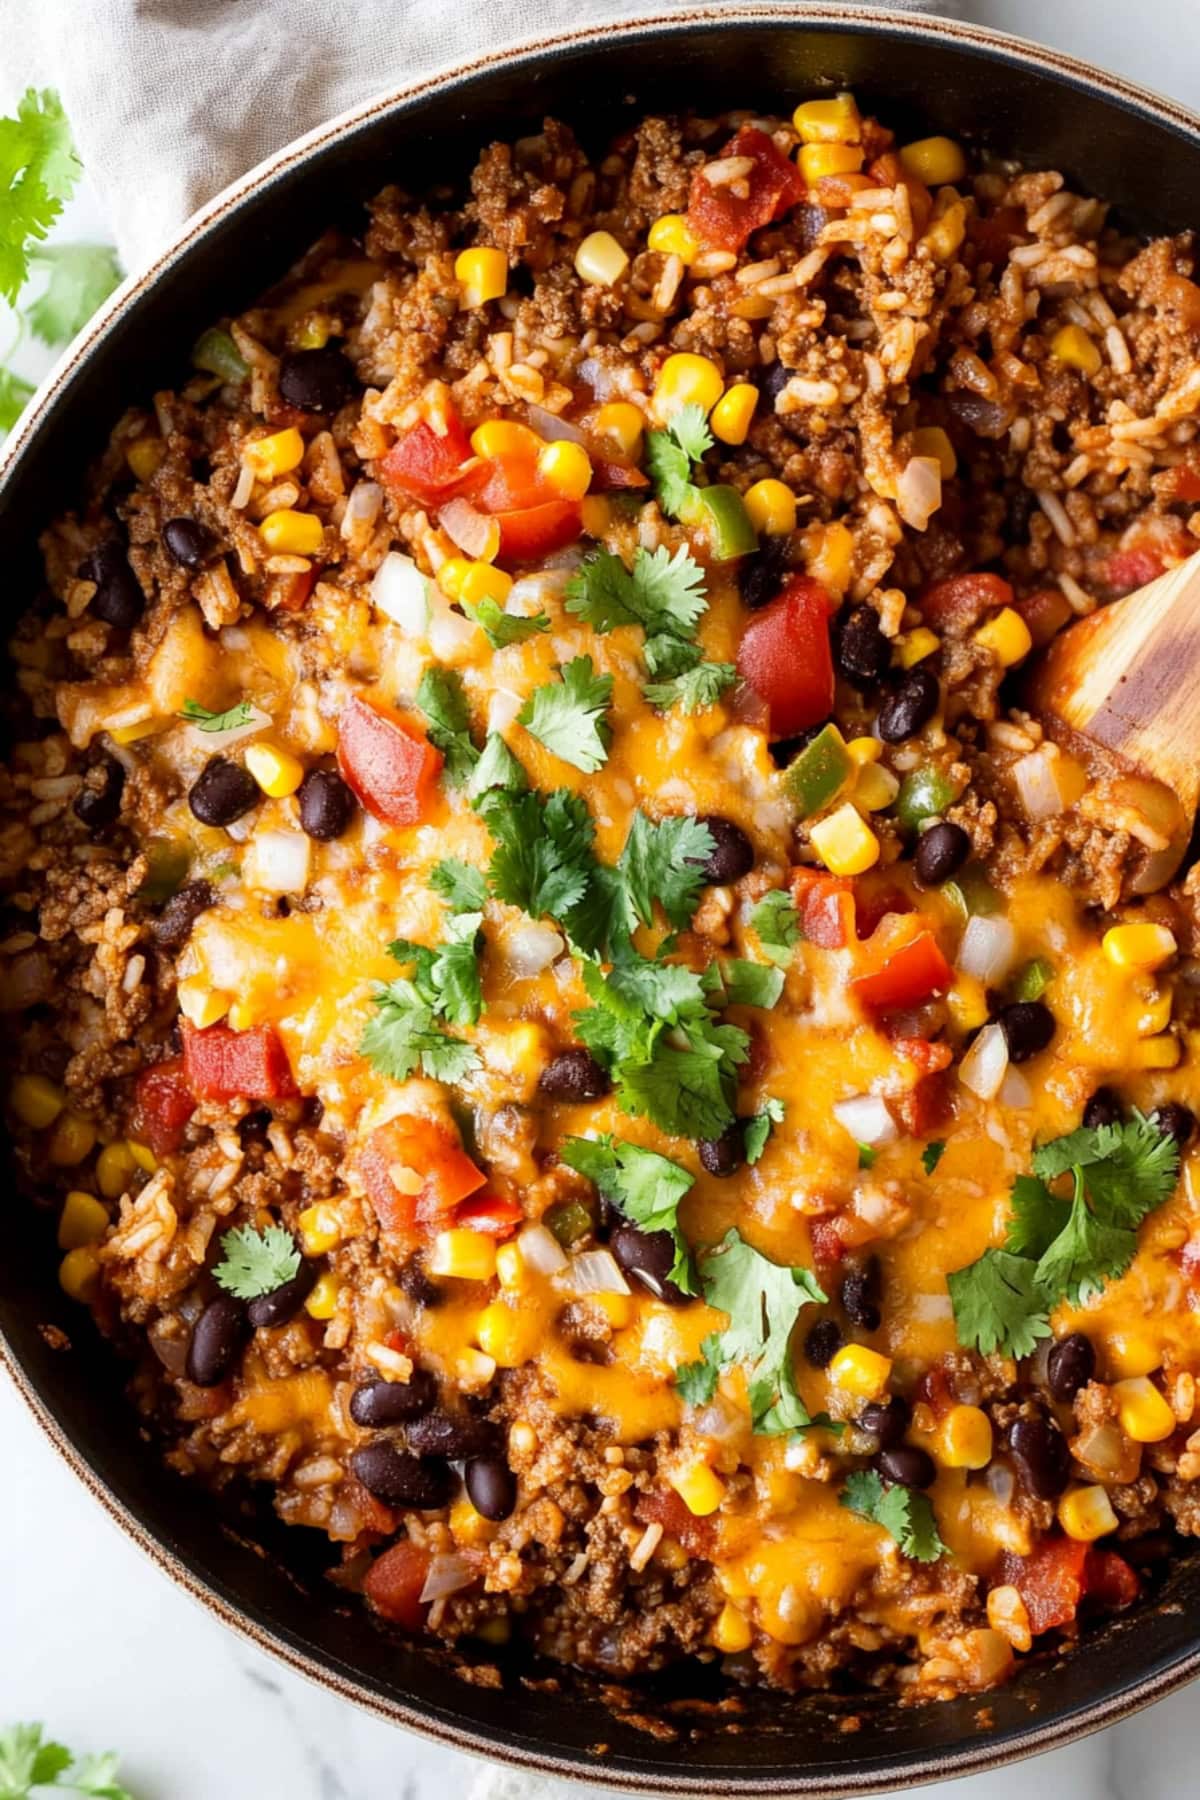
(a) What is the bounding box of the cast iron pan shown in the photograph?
[3,8,1200,1792]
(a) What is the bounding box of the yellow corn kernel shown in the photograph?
[899,136,968,186]
[450,1492,497,1547]
[537,439,593,501]
[1102,922,1177,971]
[806,519,855,598]
[244,741,305,799]
[454,246,508,307]
[923,197,967,263]
[798,142,864,184]
[126,437,164,482]
[108,717,166,745]
[1059,1484,1120,1542]
[1112,1375,1176,1443]
[243,427,305,480]
[709,383,759,447]
[986,1584,1032,1654]
[947,973,990,1033]
[668,1461,726,1517]
[429,1228,497,1283]
[297,1202,342,1257]
[575,230,630,287]
[127,1140,158,1173]
[260,509,324,556]
[647,213,699,263]
[495,1242,525,1291]
[854,762,900,813]
[743,478,796,536]
[10,1073,65,1130]
[437,556,473,602]
[226,1000,255,1031]
[757,1587,820,1646]
[792,92,861,145]
[828,1344,892,1400]
[896,626,941,669]
[845,736,882,767]
[459,561,514,609]
[1136,987,1173,1037]
[1129,1033,1181,1069]
[457,1346,498,1388]
[59,1245,101,1304]
[580,496,611,537]
[294,317,331,349]
[810,803,880,877]
[653,352,724,421]
[940,1404,993,1470]
[710,1602,754,1653]
[96,1141,138,1200]
[304,1271,341,1320]
[973,607,1033,668]
[475,1300,541,1367]
[594,401,645,458]
[177,979,232,1030]
[47,1111,96,1167]
[1105,1331,1160,1380]
[1051,323,1102,377]
[911,426,957,478]
[469,418,544,461]
[57,1190,109,1251]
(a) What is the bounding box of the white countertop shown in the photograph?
[5,2,1200,1795]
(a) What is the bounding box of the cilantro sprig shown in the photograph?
[744,1097,785,1165]
[560,1134,695,1293]
[180,697,255,734]
[645,404,713,518]
[417,666,479,785]
[0,1722,132,1799]
[359,915,484,1084]
[948,1114,1180,1358]
[566,544,732,716]
[750,889,800,969]
[462,595,550,650]
[213,1223,301,1301]
[841,1470,947,1563]
[518,655,613,772]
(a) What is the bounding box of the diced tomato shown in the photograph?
[916,1362,955,1420]
[379,413,479,505]
[1084,1548,1141,1612]
[634,1487,716,1559]
[851,928,953,1012]
[854,885,913,940]
[1101,546,1167,594]
[1014,586,1073,650]
[589,457,649,492]
[999,1536,1089,1635]
[892,1036,954,1077]
[687,126,807,254]
[493,499,581,562]
[1096,517,1193,597]
[919,572,1014,633]
[1164,456,1200,504]
[132,1056,196,1154]
[892,1069,954,1137]
[454,1193,524,1237]
[737,575,835,739]
[363,1540,432,1629]
[809,1217,848,1268]
[272,567,316,613]
[181,1023,299,1102]
[336,694,442,828]
[360,1115,487,1236]
[790,866,855,949]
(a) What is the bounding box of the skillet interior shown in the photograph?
[3,10,1200,1792]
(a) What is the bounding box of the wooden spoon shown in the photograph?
[1025,547,1200,891]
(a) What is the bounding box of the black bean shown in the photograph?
[350,1370,438,1428]
[538,1048,611,1102]
[876,1445,936,1489]
[297,767,356,840]
[691,815,755,884]
[405,1409,499,1460]
[1009,1413,1071,1499]
[247,1258,317,1329]
[237,1108,272,1147]
[841,1257,882,1332]
[834,605,891,687]
[162,517,213,569]
[1083,1086,1123,1130]
[945,391,1012,440]
[756,360,795,405]
[804,1317,842,1368]
[737,532,791,611]
[698,1120,746,1178]
[349,1442,455,1508]
[73,755,125,832]
[1153,1101,1196,1147]
[278,347,357,414]
[80,541,144,629]
[878,667,940,743]
[914,820,971,888]
[1046,1332,1096,1404]
[859,1396,910,1450]
[997,1000,1056,1064]
[186,1296,248,1386]
[610,1221,689,1305]
[398,1258,443,1309]
[151,878,214,950]
[188,757,258,827]
[466,1456,517,1521]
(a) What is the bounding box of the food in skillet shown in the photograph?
[8,90,1200,1697]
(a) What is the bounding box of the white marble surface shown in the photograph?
[5,2,1200,1795]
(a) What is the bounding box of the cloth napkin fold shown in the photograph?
[5,0,950,276]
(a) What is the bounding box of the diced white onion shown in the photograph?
[911,1294,954,1322]
[568,1249,631,1296]
[526,403,587,444]
[502,919,565,978]
[507,569,569,616]
[428,597,480,660]
[371,551,431,634]
[896,455,943,531]
[438,495,497,560]
[1013,747,1067,821]
[518,1222,567,1276]
[419,1553,478,1604]
[187,702,271,751]
[340,479,382,540]
[694,1394,745,1442]
[958,1021,1009,1099]
[487,688,523,734]
[957,914,1017,985]
[244,829,312,894]
[832,1094,898,1147]
[998,1066,1032,1109]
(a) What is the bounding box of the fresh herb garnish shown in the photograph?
[702,958,785,1012]
[0,1721,133,1799]
[645,404,713,519]
[478,786,595,924]
[840,1470,947,1563]
[617,810,714,935]
[467,731,528,801]
[180,697,255,733]
[517,655,613,773]
[857,1143,878,1170]
[744,1097,785,1165]
[560,1133,695,1292]
[27,243,122,345]
[462,595,550,650]
[429,857,488,913]
[566,544,731,716]
[750,889,801,968]
[417,666,479,785]
[213,1223,301,1301]
[643,660,737,715]
[921,1140,946,1175]
[359,918,484,1084]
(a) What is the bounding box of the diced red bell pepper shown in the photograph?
[493,498,581,562]
[851,928,953,1011]
[364,1540,432,1629]
[132,1056,196,1154]
[379,413,479,506]
[919,572,1014,633]
[687,126,807,254]
[360,1115,487,1236]
[1084,1548,1140,1613]
[454,1193,524,1237]
[998,1537,1090,1635]
[336,694,443,828]
[634,1487,716,1559]
[737,575,835,740]
[181,1022,299,1102]
[790,867,855,949]
[1014,586,1073,650]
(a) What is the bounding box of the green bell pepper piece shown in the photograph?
[942,862,1003,923]
[545,1199,594,1248]
[192,327,249,383]
[137,841,191,903]
[894,765,958,833]
[1011,956,1054,1002]
[785,723,853,819]
[688,484,758,560]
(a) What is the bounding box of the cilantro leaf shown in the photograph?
[518,655,613,772]
[467,732,528,800]
[390,911,483,1027]
[1033,1171,1137,1306]
[618,810,714,931]
[750,889,800,968]
[1005,1174,1066,1260]
[644,407,714,521]
[947,1247,1052,1359]
[429,858,488,913]
[560,1133,695,1292]
[463,595,550,650]
[0,89,81,304]
[921,1140,946,1175]
[480,787,593,922]
[1032,1114,1179,1229]
[618,1039,735,1141]
[857,1143,878,1169]
[643,660,737,715]
[180,697,255,733]
[744,1097,785,1165]
[702,957,784,1011]
[676,1334,723,1406]
[26,243,121,345]
[0,1722,133,1799]
[669,403,715,462]
[841,1470,947,1563]
[0,367,34,434]
[360,916,484,1083]
[213,1223,301,1301]
[417,666,478,784]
